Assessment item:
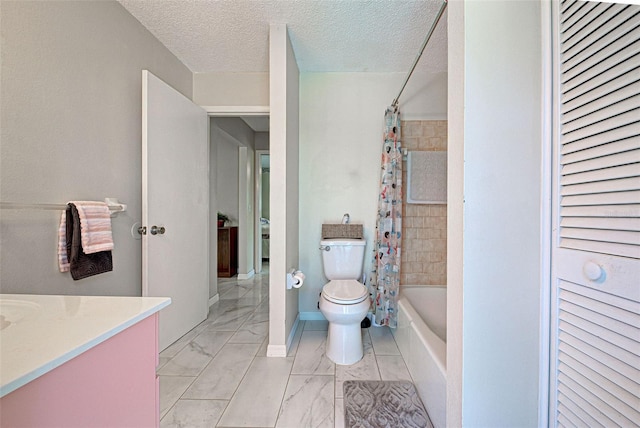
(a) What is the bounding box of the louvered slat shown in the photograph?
[559,292,640,334]
[559,363,638,424]
[560,204,640,217]
[559,320,640,370]
[556,279,640,425]
[558,402,594,428]
[561,1,599,31]
[562,59,639,106]
[560,227,640,246]
[561,96,640,135]
[560,163,639,185]
[562,18,640,86]
[558,330,639,393]
[561,122,640,154]
[561,176,640,196]
[561,137,639,165]
[560,216,640,232]
[561,279,640,313]
[560,238,640,258]
[558,374,627,426]
[561,0,578,16]
[561,190,640,206]
[558,353,638,412]
[561,0,587,25]
[561,109,640,146]
[560,360,639,424]
[561,4,629,57]
[562,81,640,124]
[558,384,605,427]
[561,67,639,113]
[561,148,640,174]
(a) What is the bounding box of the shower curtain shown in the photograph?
[368,107,402,328]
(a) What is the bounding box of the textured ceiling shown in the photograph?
[118,0,448,73]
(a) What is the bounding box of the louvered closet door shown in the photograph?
[550,1,640,427]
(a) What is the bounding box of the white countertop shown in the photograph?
[0,294,171,398]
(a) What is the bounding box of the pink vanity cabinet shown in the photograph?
[0,295,170,428]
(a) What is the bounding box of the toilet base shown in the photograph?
[326,322,363,365]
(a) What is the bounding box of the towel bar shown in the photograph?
[0,198,127,215]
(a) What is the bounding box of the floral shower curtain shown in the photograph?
[368,107,402,328]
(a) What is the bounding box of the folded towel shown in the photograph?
[58,211,70,272]
[72,201,114,254]
[58,202,113,280]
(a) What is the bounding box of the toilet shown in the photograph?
[318,238,370,365]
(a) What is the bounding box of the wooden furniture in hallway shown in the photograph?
[218,226,238,277]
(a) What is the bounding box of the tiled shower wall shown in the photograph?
[401,120,447,286]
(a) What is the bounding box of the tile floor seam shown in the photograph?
[160,375,199,423]
[272,366,293,428]
[216,348,259,423]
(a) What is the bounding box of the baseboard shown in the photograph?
[286,313,301,352]
[266,344,287,357]
[208,294,219,308]
[299,311,327,321]
[266,313,301,357]
[237,270,255,280]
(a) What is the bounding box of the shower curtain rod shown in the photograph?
[392,0,448,108]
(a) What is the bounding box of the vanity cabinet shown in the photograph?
[0,314,160,427]
[218,226,238,277]
[0,294,169,428]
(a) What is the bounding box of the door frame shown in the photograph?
[539,0,555,425]
[255,149,270,273]
[203,105,269,286]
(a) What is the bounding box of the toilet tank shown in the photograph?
[320,239,366,280]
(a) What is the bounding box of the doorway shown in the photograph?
[256,151,270,274]
[209,115,269,297]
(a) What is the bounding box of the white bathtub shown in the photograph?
[392,285,447,428]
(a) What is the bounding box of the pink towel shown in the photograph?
[58,201,114,272]
[58,211,70,272]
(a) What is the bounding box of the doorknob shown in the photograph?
[583,261,605,282]
[150,226,165,235]
[150,225,166,235]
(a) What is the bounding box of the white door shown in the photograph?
[142,70,209,351]
[550,1,640,426]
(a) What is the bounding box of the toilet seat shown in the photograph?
[322,280,368,305]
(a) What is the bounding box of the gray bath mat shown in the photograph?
[343,380,433,428]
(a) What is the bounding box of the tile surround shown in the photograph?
[401,120,448,286]
[159,267,426,427]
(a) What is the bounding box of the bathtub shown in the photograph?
[392,285,447,428]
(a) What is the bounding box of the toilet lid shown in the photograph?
[322,280,369,304]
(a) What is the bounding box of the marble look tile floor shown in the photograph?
[158,267,414,428]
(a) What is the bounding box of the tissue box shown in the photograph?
[321,224,364,239]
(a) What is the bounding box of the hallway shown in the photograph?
[158,267,420,427]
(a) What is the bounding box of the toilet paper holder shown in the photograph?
[286,269,305,290]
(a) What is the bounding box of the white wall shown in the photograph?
[448,1,544,426]
[268,24,300,356]
[0,1,192,296]
[193,72,269,107]
[446,2,464,426]
[209,122,220,301]
[238,147,255,277]
[215,130,240,224]
[298,72,448,316]
[255,132,270,151]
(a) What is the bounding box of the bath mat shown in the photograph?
[343,380,432,428]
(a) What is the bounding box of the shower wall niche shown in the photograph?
[401,120,447,286]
